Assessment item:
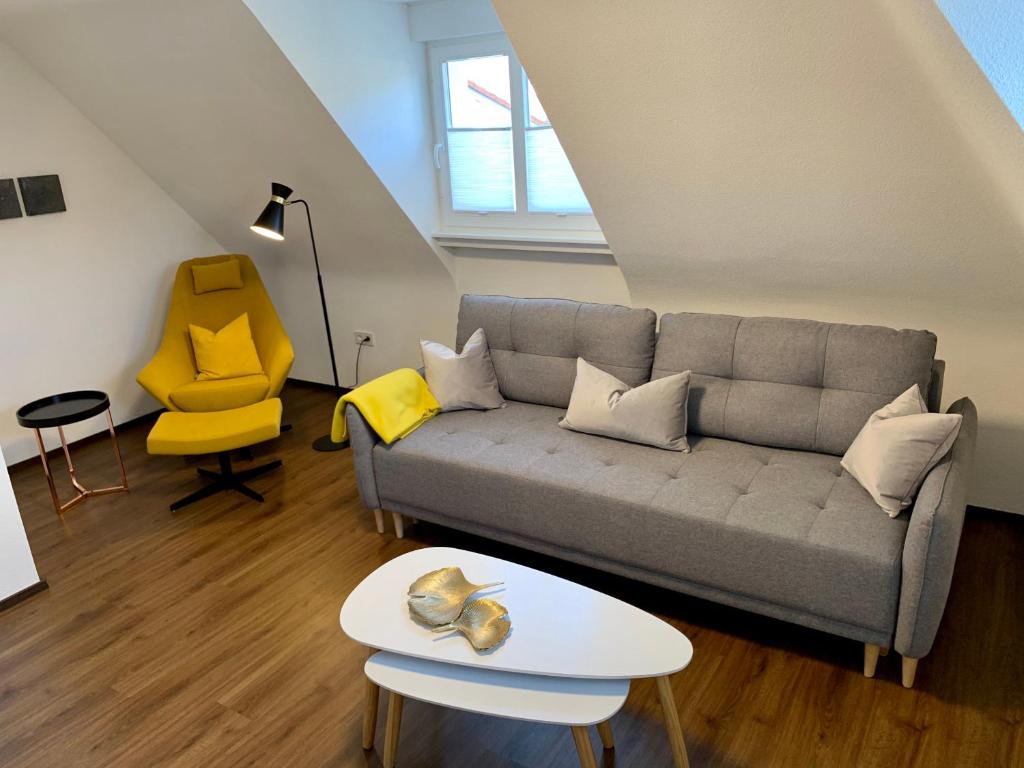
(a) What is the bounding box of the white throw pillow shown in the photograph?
[420,328,505,411]
[841,385,962,518]
[559,358,691,451]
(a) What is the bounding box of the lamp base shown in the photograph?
[313,433,348,452]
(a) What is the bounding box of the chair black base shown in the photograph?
[170,451,282,512]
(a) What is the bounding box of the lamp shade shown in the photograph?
[250,182,293,240]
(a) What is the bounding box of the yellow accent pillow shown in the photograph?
[189,313,265,381]
[191,257,243,294]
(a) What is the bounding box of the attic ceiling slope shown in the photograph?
[881,0,1024,249]
[0,0,456,383]
[240,0,452,275]
[494,0,1024,514]
[493,0,1022,310]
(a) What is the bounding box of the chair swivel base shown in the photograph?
[171,451,282,512]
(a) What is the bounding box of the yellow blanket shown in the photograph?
[331,368,441,445]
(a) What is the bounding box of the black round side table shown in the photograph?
[16,390,129,515]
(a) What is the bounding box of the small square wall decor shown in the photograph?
[18,174,66,216]
[0,178,22,220]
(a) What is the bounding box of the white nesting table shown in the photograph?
[365,652,628,767]
[341,547,694,767]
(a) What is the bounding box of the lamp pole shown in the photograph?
[251,182,348,452]
[288,199,340,394]
[289,198,347,452]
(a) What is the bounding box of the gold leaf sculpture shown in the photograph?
[432,598,511,651]
[407,567,502,626]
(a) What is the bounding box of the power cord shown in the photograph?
[350,339,368,389]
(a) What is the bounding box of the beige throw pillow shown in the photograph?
[559,358,691,451]
[841,385,962,518]
[420,328,505,411]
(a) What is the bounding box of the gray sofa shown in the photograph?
[347,295,977,686]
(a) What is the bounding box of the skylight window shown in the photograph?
[429,37,598,234]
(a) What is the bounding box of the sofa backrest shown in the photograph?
[457,295,657,408]
[653,313,937,455]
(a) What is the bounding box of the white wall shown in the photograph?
[0,0,459,392]
[0,41,224,464]
[242,0,632,346]
[408,0,503,43]
[0,447,41,601]
[451,249,630,306]
[243,0,445,265]
[245,0,631,317]
[494,0,1024,513]
[403,0,632,310]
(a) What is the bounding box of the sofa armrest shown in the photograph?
[346,404,381,509]
[345,367,426,510]
[895,397,978,658]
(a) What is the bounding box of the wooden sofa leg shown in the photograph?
[373,508,384,534]
[902,657,919,689]
[879,647,889,657]
[863,644,881,678]
[392,512,405,539]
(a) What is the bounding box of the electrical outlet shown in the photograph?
[354,331,375,347]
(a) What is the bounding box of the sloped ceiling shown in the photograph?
[495,0,1024,512]
[0,0,456,385]
[242,0,446,262]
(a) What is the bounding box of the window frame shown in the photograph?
[427,35,600,235]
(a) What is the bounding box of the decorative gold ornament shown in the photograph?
[432,598,511,651]
[407,567,502,626]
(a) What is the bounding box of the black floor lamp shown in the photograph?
[251,182,347,452]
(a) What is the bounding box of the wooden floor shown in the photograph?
[1,381,1021,767]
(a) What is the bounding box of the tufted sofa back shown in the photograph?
[652,313,938,455]
[456,295,656,408]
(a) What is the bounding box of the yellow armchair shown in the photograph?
[138,254,294,412]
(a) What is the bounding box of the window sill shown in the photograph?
[433,231,612,256]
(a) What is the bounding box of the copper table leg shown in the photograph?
[34,408,129,515]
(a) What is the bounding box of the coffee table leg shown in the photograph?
[596,719,615,750]
[383,690,404,768]
[656,675,690,768]
[570,726,598,768]
[362,675,380,750]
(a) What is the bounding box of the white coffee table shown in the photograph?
[365,651,628,767]
[340,547,694,767]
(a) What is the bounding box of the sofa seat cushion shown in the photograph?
[170,374,270,412]
[373,401,908,634]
